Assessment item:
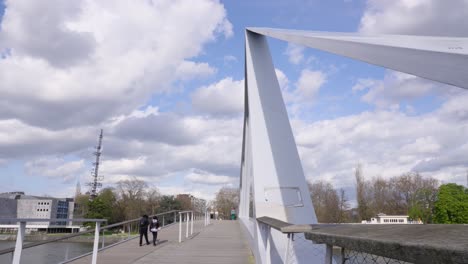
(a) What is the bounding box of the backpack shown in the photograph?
[140,218,146,227]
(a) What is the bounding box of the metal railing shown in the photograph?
[177,210,212,243]
[0,210,179,264]
[257,216,468,264]
[0,218,106,264]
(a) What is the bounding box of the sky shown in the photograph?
[1,0,468,203]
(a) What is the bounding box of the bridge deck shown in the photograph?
[67,220,252,264]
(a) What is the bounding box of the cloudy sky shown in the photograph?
[1,0,467,202]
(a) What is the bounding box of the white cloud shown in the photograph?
[223,55,237,64]
[353,71,460,108]
[0,119,95,159]
[175,61,217,81]
[0,0,232,129]
[191,78,244,115]
[0,0,95,67]
[185,169,235,185]
[295,69,327,101]
[359,0,468,36]
[284,43,305,65]
[293,94,468,190]
[25,157,85,183]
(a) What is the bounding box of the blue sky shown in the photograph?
[0,0,467,202]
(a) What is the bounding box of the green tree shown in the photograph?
[98,188,119,223]
[158,195,182,212]
[433,183,468,224]
[408,185,438,224]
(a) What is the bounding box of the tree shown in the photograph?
[74,194,90,219]
[353,167,439,223]
[309,180,349,223]
[433,183,468,224]
[338,188,350,223]
[145,188,161,215]
[115,177,149,220]
[355,164,373,221]
[407,177,439,223]
[309,180,338,222]
[158,195,182,213]
[214,187,239,219]
[85,188,120,224]
[98,188,119,223]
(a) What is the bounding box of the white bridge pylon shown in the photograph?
[239,28,468,264]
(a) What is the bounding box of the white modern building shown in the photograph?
[362,213,422,224]
[0,192,79,233]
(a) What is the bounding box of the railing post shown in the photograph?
[178,212,182,243]
[265,225,271,264]
[325,244,333,264]
[284,233,293,264]
[162,215,165,227]
[341,247,346,264]
[12,221,26,264]
[190,212,193,236]
[91,222,100,264]
[185,212,189,238]
[101,228,105,248]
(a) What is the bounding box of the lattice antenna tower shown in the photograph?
[87,129,104,200]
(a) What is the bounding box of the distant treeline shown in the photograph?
[309,164,468,224]
[75,177,186,225]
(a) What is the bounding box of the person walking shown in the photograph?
[139,214,150,246]
[149,216,161,246]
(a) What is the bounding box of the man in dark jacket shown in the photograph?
[139,215,150,246]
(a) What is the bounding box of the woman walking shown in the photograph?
[149,216,161,246]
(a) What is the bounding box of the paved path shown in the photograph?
[134,220,252,264]
[66,220,252,264]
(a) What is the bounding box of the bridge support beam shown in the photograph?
[92,222,100,264]
[12,221,25,264]
[239,30,321,264]
[239,26,468,264]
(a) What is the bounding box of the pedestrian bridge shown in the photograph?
[65,219,252,264]
[1,212,467,264]
[2,27,468,264]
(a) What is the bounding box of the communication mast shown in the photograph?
[87,129,104,200]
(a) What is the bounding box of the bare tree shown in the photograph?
[145,188,161,215]
[214,187,239,219]
[338,188,350,223]
[309,180,344,223]
[116,177,148,219]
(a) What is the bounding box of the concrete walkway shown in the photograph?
[66,220,252,264]
[134,220,252,264]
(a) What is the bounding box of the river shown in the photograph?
[0,241,94,264]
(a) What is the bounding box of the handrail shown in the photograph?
[101,210,179,230]
[257,216,313,233]
[0,210,179,256]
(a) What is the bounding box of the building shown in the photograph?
[176,194,207,213]
[0,192,79,233]
[361,213,422,224]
